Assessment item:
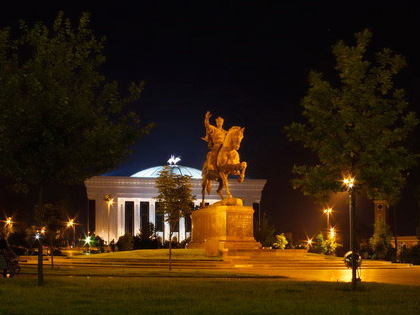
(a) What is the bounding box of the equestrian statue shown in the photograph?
[201,111,247,207]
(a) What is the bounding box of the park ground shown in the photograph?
[1,249,419,314]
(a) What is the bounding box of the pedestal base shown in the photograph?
[188,204,261,255]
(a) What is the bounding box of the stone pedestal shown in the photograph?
[188,204,261,255]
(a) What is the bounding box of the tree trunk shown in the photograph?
[50,238,54,269]
[393,205,398,262]
[37,239,43,286]
[37,185,44,286]
[349,187,358,291]
[168,230,172,271]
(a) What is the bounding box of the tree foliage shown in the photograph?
[369,220,393,259]
[285,29,418,204]
[154,166,195,233]
[0,12,152,192]
[254,212,276,247]
[154,166,194,269]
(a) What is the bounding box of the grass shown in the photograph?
[1,276,419,314]
[65,248,222,261]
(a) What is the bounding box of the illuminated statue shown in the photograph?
[201,111,247,207]
[202,111,227,171]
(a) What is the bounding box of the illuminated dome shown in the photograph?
[131,165,202,179]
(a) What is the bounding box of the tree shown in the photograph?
[311,232,326,254]
[0,12,152,284]
[285,29,417,203]
[369,220,393,260]
[285,29,418,289]
[154,166,194,270]
[254,212,276,247]
[34,204,66,268]
[273,233,288,249]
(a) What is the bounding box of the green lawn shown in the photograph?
[1,277,419,314]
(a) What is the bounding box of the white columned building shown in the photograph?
[85,162,266,244]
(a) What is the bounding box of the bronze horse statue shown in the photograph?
[201,126,247,207]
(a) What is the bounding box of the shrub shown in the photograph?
[308,232,339,255]
[117,233,133,251]
[273,233,288,249]
[133,224,160,249]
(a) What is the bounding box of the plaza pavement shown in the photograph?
[19,250,420,286]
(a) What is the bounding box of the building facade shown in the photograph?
[85,164,266,244]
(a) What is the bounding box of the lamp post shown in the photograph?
[323,208,332,230]
[344,175,358,291]
[329,227,335,239]
[104,195,114,245]
[4,217,12,238]
[67,219,76,247]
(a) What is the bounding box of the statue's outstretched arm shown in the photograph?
[204,111,211,128]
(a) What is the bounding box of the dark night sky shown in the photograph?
[1,1,419,241]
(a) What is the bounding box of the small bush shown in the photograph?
[273,233,288,249]
[117,233,133,251]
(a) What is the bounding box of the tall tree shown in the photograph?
[154,166,194,270]
[285,29,418,289]
[0,12,152,285]
[286,29,417,204]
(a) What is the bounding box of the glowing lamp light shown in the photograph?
[343,176,355,189]
[41,228,46,234]
[84,236,92,245]
[67,219,74,227]
[307,238,313,246]
[35,233,41,240]
[330,227,335,238]
[6,217,12,225]
[323,208,332,215]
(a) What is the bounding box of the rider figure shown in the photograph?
[202,111,227,171]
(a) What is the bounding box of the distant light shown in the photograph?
[84,236,92,245]
[6,217,12,225]
[67,219,74,227]
[35,233,40,240]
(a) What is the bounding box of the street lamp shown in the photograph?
[67,219,76,247]
[329,227,335,239]
[3,216,13,238]
[343,175,358,291]
[306,238,313,250]
[323,207,333,229]
[104,194,114,244]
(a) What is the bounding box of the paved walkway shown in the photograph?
[238,265,420,286]
[19,253,420,286]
